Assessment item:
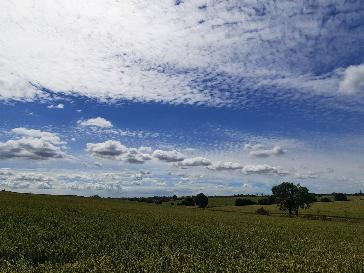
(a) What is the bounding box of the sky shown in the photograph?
[1,0,364,197]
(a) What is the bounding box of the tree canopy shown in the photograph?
[272,182,316,217]
[195,193,208,208]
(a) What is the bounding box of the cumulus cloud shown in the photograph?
[0,128,68,160]
[86,140,128,159]
[86,140,151,164]
[177,157,211,167]
[78,117,113,128]
[339,64,364,94]
[152,149,185,162]
[242,164,281,175]
[47,103,64,109]
[123,148,152,164]
[244,143,284,158]
[207,161,242,170]
[11,128,63,145]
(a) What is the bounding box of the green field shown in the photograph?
[0,191,363,273]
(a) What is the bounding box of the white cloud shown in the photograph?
[0,128,68,160]
[86,140,128,160]
[78,117,113,128]
[207,161,242,170]
[1,0,361,104]
[242,164,281,175]
[86,140,151,164]
[177,157,211,167]
[12,128,63,145]
[244,143,284,158]
[339,64,364,94]
[48,103,64,109]
[152,149,185,162]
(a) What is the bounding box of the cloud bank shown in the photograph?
[0,128,68,160]
[1,0,363,105]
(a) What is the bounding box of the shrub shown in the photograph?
[320,197,332,202]
[332,193,348,201]
[256,207,270,215]
[257,196,275,205]
[195,193,208,208]
[90,195,101,199]
[235,198,256,206]
[180,196,195,206]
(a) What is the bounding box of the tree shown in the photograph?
[332,192,348,201]
[235,198,256,206]
[180,196,195,206]
[272,182,316,217]
[257,196,275,205]
[195,193,208,208]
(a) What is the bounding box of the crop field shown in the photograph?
[0,191,363,273]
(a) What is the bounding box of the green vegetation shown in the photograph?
[195,193,208,208]
[235,198,256,206]
[333,192,348,201]
[272,182,316,217]
[0,191,363,273]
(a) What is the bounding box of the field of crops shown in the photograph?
[0,191,363,273]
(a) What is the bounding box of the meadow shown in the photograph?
[0,191,363,273]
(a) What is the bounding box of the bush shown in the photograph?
[256,207,270,215]
[180,196,195,206]
[258,196,275,205]
[235,198,256,206]
[320,197,332,202]
[195,193,208,208]
[90,195,101,199]
[332,193,348,201]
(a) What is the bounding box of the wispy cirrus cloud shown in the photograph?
[1,0,363,108]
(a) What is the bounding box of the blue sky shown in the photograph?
[0,0,364,196]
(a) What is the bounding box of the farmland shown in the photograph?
[0,191,363,273]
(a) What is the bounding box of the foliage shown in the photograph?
[257,196,275,205]
[235,198,256,206]
[195,193,208,208]
[320,197,332,202]
[179,196,195,206]
[332,192,348,201]
[256,207,270,215]
[272,182,316,217]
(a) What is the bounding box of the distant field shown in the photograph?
[208,196,364,219]
[0,191,363,273]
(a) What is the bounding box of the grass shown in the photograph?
[0,191,363,272]
[208,196,364,219]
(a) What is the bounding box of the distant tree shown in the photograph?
[320,197,332,202]
[272,182,316,217]
[257,196,275,205]
[235,198,256,206]
[180,196,195,206]
[195,193,208,208]
[172,195,178,201]
[90,195,101,199]
[332,192,348,201]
